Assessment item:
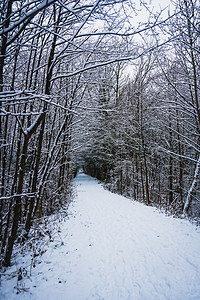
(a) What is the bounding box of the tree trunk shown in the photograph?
[25,5,61,231]
[4,133,29,266]
[183,155,200,216]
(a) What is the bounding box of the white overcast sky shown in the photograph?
[134,0,174,24]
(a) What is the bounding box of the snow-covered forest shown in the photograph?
[0,0,200,276]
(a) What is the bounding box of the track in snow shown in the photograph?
[1,173,200,300]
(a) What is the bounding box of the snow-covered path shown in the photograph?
[1,173,200,299]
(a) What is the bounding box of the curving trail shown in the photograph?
[1,173,200,299]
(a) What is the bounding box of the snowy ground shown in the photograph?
[1,173,200,300]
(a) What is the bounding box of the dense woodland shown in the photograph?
[0,0,200,266]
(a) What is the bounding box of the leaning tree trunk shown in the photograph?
[182,0,200,216]
[25,5,61,232]
[183,155,200,216]
[4,132,29,266]
[3,109,43,266]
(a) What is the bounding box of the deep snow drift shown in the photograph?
[1,173,200,300]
